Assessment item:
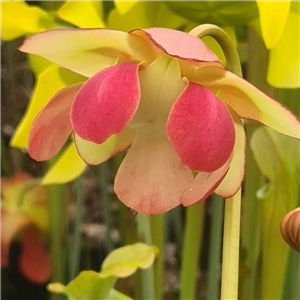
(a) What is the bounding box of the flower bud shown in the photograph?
[280,207,300,252]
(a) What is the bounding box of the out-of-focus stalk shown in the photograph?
[68,174,84,280]
[97,162,113,252]
[48,183,66,300]
[150,214,164,300]
[180,203,205,300]
[137,214,155,300]
[207,195,224,299]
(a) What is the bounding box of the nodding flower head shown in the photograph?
[19,27,300,214]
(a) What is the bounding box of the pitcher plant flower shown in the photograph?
[1,173,51,283]
[18,27,300,214]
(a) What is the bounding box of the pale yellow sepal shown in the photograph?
[1,0,56,40]
[11,65,85,149]
[268,12,300,88]
[58,1,106,28]
[42,143,86,185]
[257,0,291,49]
[114,1,139,15]
[75,129,135,165]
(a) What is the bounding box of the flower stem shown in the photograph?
[189,24,242,77]
[220,189,241,300]
[190,24,243,299]
[207,195,224,300]
[180,203,205,300]
[69,174,84,280]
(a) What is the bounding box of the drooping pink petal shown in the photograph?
[189,67,300,139]
[114,137,193,214]
[19,230,51,284]
[167,81,235,173]
[71,63,140,144]
[19,28,155,77]
[130,28,224,78]
[181,155,232,206]
[215,108,246,198]
[28,83,83,161]
[74,129,136,165]
[1,211,30,267]
[130,28,220,63]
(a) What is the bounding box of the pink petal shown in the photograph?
[1,211,30,267]
[19,28,155,77]
[71,63,140,144]
[215,108,246,198]
[181,156,232,206]
[28,83,83,161]
[114,137,193,214]
[74,129,136,165]
[130,28,220,63]
[167,81,235,173]
[20,231,51,284]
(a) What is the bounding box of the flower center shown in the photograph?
[128,55,186,140]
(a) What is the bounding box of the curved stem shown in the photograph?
[220,189,241,300]
[17,178,42,206]
[189,24,243,300]
[189,24,242,77]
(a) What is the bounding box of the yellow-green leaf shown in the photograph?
[257,0,291,49]
[100,243,158,278]
[108,289,133,300]
[250,127,299,298]
[42,143,86,185]
[1,0,56,40]
[48,243,156,299]
[48,271,116,300]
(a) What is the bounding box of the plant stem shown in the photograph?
[150,214,164,300]
[137,213,155,300]
[69,174,84,280]
[220,189,241,300]
[189,24,242,76]
[180,203,205,300]
[97,162,113,252]
[207,195,224,300]
[48,183,67,300]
